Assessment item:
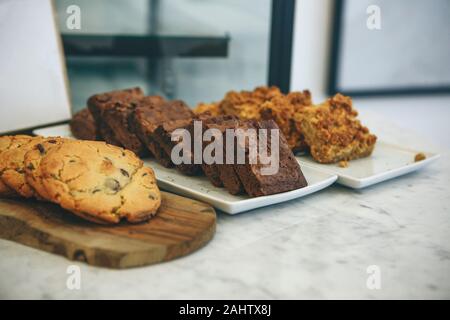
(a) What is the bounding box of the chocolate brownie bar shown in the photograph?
[153,118,202,175]
[70,108,98,141]
[131,98,193,167]
[190,115,239,187]
[207,117,247,195]
[87,87,144,146]
[202,160,222,187]
[129,96,167,163]
[162,113,236,178]
[219,157,244,194]
[99,122,122,146]
[102,100,150,155]
[234,120,308,197]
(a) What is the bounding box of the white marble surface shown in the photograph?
[1,113,449,299]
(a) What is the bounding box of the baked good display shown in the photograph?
[295,94,377,163]
[70,108,98,141]
[37,140,161,224]
[234,120,308,197]
[63,85,376,200]
[0,135,41,198]
[87,87,144,147]
[0,87,377,228]
[76,86,312,197]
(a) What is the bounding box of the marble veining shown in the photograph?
[0,115,449,299]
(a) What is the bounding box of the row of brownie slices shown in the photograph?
[70,87,308,197]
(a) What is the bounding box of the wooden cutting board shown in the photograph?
[0,191,216,269]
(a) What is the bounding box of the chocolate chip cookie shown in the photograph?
[38,140,161,224]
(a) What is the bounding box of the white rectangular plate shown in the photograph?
[34,124,338,214]
[146,160,337,214]
[296,141,440,189]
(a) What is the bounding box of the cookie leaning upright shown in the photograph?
[0,136,19,197]
[0,135,35,197]
[38,140,161,224]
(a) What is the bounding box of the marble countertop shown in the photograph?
[1,112,449,299]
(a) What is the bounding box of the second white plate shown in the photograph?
[296,142,440,189]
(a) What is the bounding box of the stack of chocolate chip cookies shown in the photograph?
[0,135,161,224]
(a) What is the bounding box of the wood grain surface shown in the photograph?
[0,191,216,269]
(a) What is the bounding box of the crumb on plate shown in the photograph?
[415,152,426,162]
[338,160,349,168]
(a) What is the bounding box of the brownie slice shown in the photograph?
[162,113,236,178]
[153,118,203,175]
[233,120,308,197]
[129,96,167,163]
[191,115,239,187]
[87,87,144,146]
[99,122,122,146]
[102,100,150,155]
[206,117,247,195]
[131,98,193,167]
[202,160,222,187]
[70,108,98,141]
[219,160,244,195]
